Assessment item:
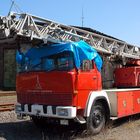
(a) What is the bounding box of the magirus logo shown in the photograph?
[35,75,42,90]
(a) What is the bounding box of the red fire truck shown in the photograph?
[0,12,140,135]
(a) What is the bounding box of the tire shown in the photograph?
[87,102,106,135]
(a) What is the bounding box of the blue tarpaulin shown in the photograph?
[16,40,103,71]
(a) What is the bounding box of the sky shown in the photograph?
[0,0,140,46]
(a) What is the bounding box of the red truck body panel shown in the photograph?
[114,67,140,88]
[16,71,77,106]
[133,91,140,114]
[76,67,102,109]
[117,91,133,117]
[117,90,140,118]
[107,89,140,118]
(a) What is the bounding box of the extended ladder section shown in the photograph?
[0,12,140,59]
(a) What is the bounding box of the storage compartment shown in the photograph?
[133,91,140,114]
[107,90,134,118]
[117,92,133,117]
[114,66,140,88]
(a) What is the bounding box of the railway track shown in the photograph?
[0,91,17,112]
[0,104,15,112]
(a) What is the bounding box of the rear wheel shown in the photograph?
[87,102,106,135]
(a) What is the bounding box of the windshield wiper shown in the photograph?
[31,63,41,69]
[57,63,68,67]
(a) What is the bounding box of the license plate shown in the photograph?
[60,120,69,125]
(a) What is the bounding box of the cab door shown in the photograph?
[77,60,98,91]
[76,60,100,108]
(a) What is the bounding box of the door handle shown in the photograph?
[93,76,97,80]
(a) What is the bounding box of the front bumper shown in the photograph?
[15,103,77,119]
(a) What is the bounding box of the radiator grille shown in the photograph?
[18,93,73,106]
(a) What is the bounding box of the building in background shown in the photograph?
[0,43,17,90]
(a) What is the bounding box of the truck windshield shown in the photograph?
[18,51,74,72]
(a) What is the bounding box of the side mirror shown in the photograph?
[82,60,91,71]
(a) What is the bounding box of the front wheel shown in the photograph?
[87,102,106,135]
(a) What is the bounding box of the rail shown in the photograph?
[0,91,16,112]
[0,103,15,112]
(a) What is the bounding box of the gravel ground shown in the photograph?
[0,111,140,140]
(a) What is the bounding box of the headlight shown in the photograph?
[57,109,68,116]
[15,104,22,112]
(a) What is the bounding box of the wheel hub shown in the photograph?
[92,110,102,128]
